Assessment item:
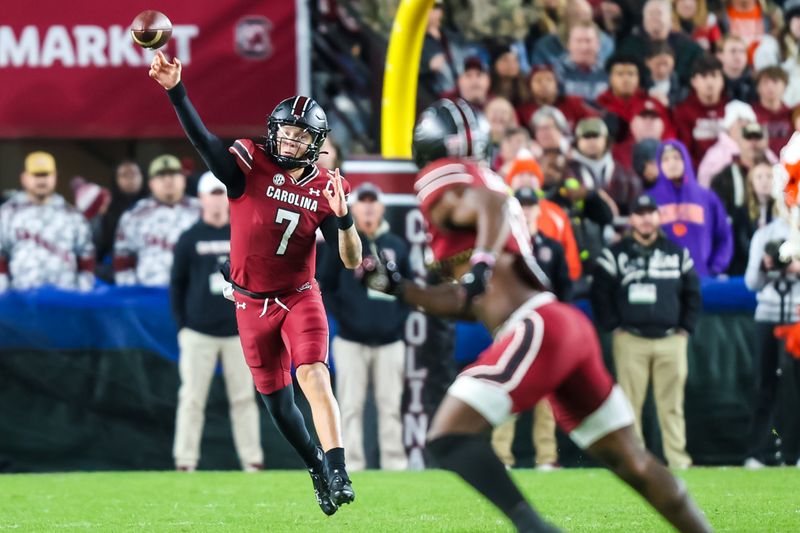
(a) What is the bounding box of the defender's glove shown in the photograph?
[459,251,495,304]
[359,254,404,296]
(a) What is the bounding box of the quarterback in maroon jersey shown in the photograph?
[363,98,712,533]
[149,51,359,515]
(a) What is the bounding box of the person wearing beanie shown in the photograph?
[568,117,638,215]
[506,152,582,280]
[632,138,661,191]
[71,177,111,227]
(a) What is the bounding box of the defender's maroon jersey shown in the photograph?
[414,158,533,266]
[227,139,349,294]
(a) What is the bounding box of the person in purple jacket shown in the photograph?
[648,139,733,277]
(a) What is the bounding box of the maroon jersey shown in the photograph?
[227,139,349,294]
[414,158,536,272]
[753,102,793,157]
[674,91,728,169]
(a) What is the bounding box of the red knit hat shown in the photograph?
[71,177,111,219]
[505,152,544,186]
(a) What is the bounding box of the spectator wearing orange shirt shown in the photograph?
[505,154,582,280]
[719,0,773,62]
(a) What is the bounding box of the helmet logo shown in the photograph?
[292,96,311,118]
[273,174,285,186]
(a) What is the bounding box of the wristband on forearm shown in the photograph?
[470,249,497,267]
[337,211,354,230]
[461,251,495,304]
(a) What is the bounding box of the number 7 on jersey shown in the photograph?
[275,208,300,256]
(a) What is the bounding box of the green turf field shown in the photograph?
[1,468,798,532]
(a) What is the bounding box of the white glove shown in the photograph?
[222,282,235,302]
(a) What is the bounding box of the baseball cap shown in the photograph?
[723,100,757,130]
[197,171,227,195]
[576,117,608,138]
[631,193,659,214]
[632,99,663,118]
[25,151,56,175]
[463,56,488,74]
[514,187,539,206]
[742,122,765,140]
[354,182,382,202]
[148,154,183,178]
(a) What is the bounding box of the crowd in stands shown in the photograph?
[408,0,800,290]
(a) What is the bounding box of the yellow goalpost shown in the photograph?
[380,0,434,158]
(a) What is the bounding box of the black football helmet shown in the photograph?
[412,98,490,169]
[267,96,330,169]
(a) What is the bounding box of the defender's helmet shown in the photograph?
[267,96,330,170]
[412,98,490,169]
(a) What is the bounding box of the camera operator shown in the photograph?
[744,216,800,468]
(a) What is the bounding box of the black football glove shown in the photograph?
[459,260,493,304]
[359,254,404,296]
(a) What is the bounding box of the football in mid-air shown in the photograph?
[130,10,172,49]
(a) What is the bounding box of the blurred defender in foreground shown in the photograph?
[363,98,712,533]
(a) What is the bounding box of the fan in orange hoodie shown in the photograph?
[505,153,582,280]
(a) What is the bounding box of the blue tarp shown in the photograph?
[0,277,758,365]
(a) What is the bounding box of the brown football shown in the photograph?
[130,10,172,49]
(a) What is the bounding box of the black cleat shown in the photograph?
[309,467,338,516]
[328,469,355,506]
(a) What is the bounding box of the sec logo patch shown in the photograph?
[273,174,285,186]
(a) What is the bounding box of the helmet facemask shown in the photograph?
[267,120,327,170]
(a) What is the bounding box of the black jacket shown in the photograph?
[533,233,572,302]
[591,234,701,338]
[170,221,238,337]
[318,220,411,346]
[549,188,614,277]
